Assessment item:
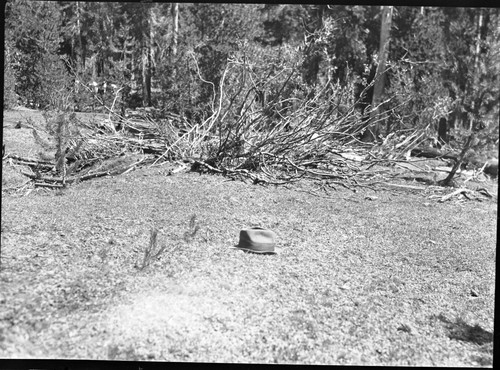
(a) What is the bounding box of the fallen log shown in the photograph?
[21,171,55,181]
[410,147,460,161]
[439,188,475,202]
[9,158,54,170]
[7,154,54,166]
[21,170,110,184]
[381,182,427,191]
[34,182,64,188]
[411,146,497,178]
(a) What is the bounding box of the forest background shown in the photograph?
[3,2,499,178]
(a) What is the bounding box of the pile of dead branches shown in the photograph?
[5,53,490,193]
[175,54,420,187]
[5,110,183,188]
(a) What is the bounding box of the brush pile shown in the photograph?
[3,59,494,194]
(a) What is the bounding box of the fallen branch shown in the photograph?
[283,156,348,180]
[381,182,427,191]
[410,147,460,160]
[21,170,110,184]
[34,182,64,188]
[6,154,54,167]
[118,157,150,175]
[476,187,495,198]
[1,179,32,192]
[439,188,475,202]
[21,171,54,182]
[191,159,224,173]
[74,171,111,182]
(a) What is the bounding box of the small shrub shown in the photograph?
[38,110,85,180]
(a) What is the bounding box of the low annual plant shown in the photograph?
[183,214,200,243]
[137,227,169,271]
[137,215,200,271]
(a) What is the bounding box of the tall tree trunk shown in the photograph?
[75,1,85,70]
[170,3,179,82]
[92,54,98,82]
[363,5,393,142]
[142,8,153,107]
[474,9,484,75]
[471,8,484,118]
[172,3,179,58]
[142,46,151,107]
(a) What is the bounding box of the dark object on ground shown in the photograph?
[437,117,448,148]
[233,228,278,255]
[412,146,496,177]
[2,143,5,158]
[483,159,498,177]
[15,121,21,129]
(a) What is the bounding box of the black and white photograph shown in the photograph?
[1,1,497,366]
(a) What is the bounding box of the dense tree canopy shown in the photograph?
[4,2,499,150]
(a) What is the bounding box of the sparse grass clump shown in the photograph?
[183,214,200,243]
[137,214,200,271]
[136,227,171,271]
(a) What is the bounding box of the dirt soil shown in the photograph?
[1,109,497,365]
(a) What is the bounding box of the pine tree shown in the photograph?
[5,0,66,107]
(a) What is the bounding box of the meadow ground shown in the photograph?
[0,109,497,365]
